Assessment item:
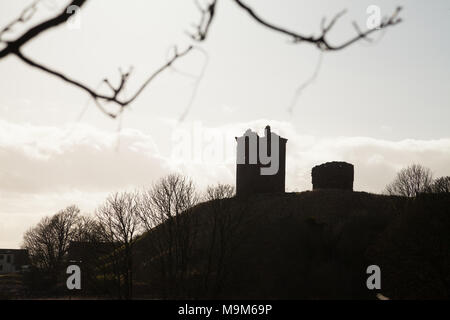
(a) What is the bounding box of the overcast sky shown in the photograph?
[1,0,449,248]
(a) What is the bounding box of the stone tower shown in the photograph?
[235,125,287,197]
[311,161,354,191]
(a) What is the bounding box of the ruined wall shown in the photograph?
[236,141,286,197]
[236,127,287,197]
[311,161,354,191]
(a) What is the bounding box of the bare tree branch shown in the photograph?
[288,51,324,114]
[0,0,40,43]
[352,21,373,43]
[14,45,193,118]
[177,47,209,122]
[190,0,217,41]
[228,1,402,113]
[0,0,403,119]
[0,0,88,58]
[125,46,193,107]
[1,0,193,118]
[233,0,402,51]
[321,10,347,36]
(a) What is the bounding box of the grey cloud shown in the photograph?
[0,121,169,194]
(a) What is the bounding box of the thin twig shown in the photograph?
[288,51,324,114]
[0,0,403,120]
[0,0,41,42]
[178,47,209,122]
[190,0,217,41]
[0,0,88,58]
[14,46,193,118]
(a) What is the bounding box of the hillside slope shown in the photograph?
[135,190,406,299]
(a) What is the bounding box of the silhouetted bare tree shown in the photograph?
[22,205,80,283]
[138,174,199,298]
[205,183,235,201]
[72,215,103,243]
[0,1,402,117]
[385,164,433,197]
[370,193,450,299]
[429,176,450,194]
[202,183,250,297]
[96,192,141,299]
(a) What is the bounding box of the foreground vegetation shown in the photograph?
[13,171,450,299]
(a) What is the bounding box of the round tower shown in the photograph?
[311,161,354,191]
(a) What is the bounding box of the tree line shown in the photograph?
[21,165,449,298]
[22,174,240,299]
[385,164,450,197]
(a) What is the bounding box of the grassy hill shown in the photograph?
[13,189,448,300]
[134,190,412,299]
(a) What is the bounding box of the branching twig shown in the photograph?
[0,0,41,42]
[0,0,403,120]
[177,47,209,122]
[229,1,402,113]
[288,51,324,114]
[0,0,88,58]
[0,0,193,118]
[320,10,347,40]
[190,0,217,41]
[233,0,402,51]
[352,22,372,43]
[14,46,193,118]
[124,46,193,106]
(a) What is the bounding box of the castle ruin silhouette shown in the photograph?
[312,161,354,191]
[235,126,354,195]
[235,126,287,197]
